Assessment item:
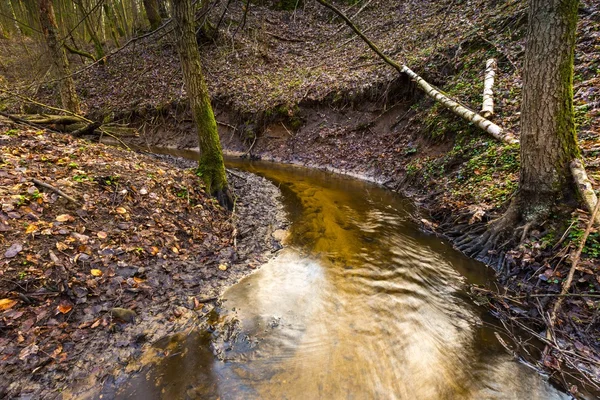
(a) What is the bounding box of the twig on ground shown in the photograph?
[32,178,80,205]
[550,196,600,325]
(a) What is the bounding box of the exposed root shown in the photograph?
[214,187,234,211]
[454,202,521,264]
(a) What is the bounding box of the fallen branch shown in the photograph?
[481,58,496,118]
[0,111,51,131]
[315,0,518,145]
[64,43,96,62]
[550,194,600,325]
[226,168,246,180]
[570,159,600,226]
[0,89,93,123]
[20,114,86,125]
[71,121,102,137]
[32,178,80,205]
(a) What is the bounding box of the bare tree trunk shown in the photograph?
[7,0,23,35]
[170,0,232,208]
[39,0,80,113]
[514,0,580,221]
[143,0,161,29]
[157,0,168,19]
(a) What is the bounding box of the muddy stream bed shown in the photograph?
[111,149,569,399]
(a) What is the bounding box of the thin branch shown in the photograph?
[32,178,80,205]
[0,88,93,123]
[550,196,600,325]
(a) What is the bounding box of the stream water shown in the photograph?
[116,153,569,399]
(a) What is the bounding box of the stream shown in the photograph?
[115,153,569,399]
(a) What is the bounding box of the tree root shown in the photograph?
[454,203,521,264]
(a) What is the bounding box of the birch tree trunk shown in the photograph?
[481,58,496,118]
[315,0,517,145]
[39,0,80,114]
[170,0,232,208]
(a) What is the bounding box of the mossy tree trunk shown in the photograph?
[143,0,161,30]
[39,0,80,114]
[458,0,581,259]
[512,0,580,221]
[171,0,232,209]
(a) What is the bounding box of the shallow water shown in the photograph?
[116,154,568,399]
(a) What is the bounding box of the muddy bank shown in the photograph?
[0,122,286,399]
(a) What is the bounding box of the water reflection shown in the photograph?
[116,156,568,399]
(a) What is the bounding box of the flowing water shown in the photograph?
[116,153,568,399]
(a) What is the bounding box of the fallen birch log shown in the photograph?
[316,0,600,226]
[481,59,496,118]
[401,65,517,144]
[316,0,518,145]
[570,159,600,226]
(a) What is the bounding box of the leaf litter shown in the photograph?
[0,125,286,398]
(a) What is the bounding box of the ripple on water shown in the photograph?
[114,155,569,400]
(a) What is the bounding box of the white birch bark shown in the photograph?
[401,65,518,145]
[481,58,496,118]
[570,159,600,225]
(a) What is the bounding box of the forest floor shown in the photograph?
[1,0,600,396]
[0,122,286,398]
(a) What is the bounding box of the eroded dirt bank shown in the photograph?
[0,123,286,399]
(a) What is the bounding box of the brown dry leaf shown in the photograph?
[90,269,103,277]
[133,276,145,283]
[115,207,127,214]
[56,214,74,222]
[150,246,159,256]
[0,298,18,311]
[96,231,108,239]
[172,246,179,254]
[25,224,38,234]
[57,301,73,314]
[56,242,69,251]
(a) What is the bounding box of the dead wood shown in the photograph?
[32,178,80,205]
[550,196,600,325]
[315,0,518,145]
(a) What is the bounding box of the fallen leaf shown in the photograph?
[0,298,18,311]
[25,224,38,234]
[56,242,69,251]
[218,264,227,271]
[90,269,103,277]
[56,214,74,222]
[18,344,39,360]
[133,276,145,283]
[96,231,107,239]
[115,207,127,214]
[4,243,23,258]
[172,246,179,254]
[57,301,73,314]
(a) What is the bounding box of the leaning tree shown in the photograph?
[170,0,233,208]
